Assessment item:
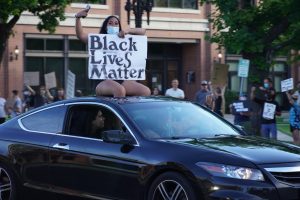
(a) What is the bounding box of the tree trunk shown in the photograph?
[0,24,11,69]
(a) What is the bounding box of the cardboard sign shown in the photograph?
[262,102,276,120]
[211,63,229,86]
[88,34,147,80]
[24,72,40,86]
[281,78,293,92]
[66,70,75,99]
[44,72,57,89]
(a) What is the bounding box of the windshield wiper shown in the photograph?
[214,134,237,137]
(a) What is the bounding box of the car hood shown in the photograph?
[169,135,300,164]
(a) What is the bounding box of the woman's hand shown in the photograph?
[118,30,126,38]
[75,7,90,18]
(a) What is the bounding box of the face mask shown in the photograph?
[264,83,269,89]
[107,26,119,35]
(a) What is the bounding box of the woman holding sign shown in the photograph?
[286,91,300,145]
[75,7,150,97]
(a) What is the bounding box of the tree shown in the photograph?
[200,0,300,82]
[0,0,72,67]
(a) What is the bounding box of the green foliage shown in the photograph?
[200,0,300,78]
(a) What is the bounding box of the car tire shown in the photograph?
[0,163,19,200]
[147,172,198,200]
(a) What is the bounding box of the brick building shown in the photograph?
[0,0,297,107]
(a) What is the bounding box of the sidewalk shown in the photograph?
[223,114,293,142]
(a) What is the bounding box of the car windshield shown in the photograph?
[123,101,240,139]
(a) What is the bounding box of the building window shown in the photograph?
[154,0,198,9]
[71,0,106,4]
[25,35,94,96]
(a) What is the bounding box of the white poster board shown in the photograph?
[281,78,293,92]
[262,102,276,120]
[88,34,147,80]
[44,72,57,89]
[24,72,40,86]
[66,70,76,99]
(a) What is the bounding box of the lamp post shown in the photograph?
[125,0,153,28]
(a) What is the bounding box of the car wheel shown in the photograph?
[148,172,197,200]
[0,163,18,200]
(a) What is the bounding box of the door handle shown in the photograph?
[53,143,70,150]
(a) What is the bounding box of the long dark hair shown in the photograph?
[99,15,122,34]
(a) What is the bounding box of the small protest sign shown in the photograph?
[232,100,250,114]
[88,34,147,80]
[44,72,57,89]
[66,70,75,99]
[281,78,293,92]
[262,102,276,120]
[24,72,40,86]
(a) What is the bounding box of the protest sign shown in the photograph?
[281,78,293,92]
[44,72,57,89]
[232,101,250,113]
[262,102,276,120]
[211,63,229,86]
[66,70,75,99]
[88,34,147,80]
[24,72,40,86]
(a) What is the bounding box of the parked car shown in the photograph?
[0,96,300,200]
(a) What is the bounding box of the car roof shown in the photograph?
[57,96,186,105]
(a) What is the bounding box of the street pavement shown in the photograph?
[223,114,293,142]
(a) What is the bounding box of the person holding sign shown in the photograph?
[285,90,300,145]
[75,7,150,97]
[251,86,281,139]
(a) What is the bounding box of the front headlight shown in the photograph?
[196,162,265,181]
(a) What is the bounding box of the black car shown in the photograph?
[0,96,300,200]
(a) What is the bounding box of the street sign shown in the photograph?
[238,59,250,78]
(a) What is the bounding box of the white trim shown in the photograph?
[132,16,209,32]
[25,34,64,39]
[148,38,198,44]
[152,7,200,14]
[70,3,109,10]
[25,52,64,57]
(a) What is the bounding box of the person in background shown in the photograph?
[212,87,223,117]
[152,87,160,96]
[75,7,150,97]
[53,87,66,102]
[5,90,22,118]
[292,81,300,105]
[259,77,276,99]
[165,79,185,99]
[0,92,6,124]
[26,85,54,108]
[251,86,281,139]
[229,94,252,134]
[75,89,83,97]
[285,90,300,145]
[195,80,213,109]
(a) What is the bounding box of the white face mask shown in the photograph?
[107,26,119,35]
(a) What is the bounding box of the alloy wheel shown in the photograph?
[0,167,12,200]
[152,180,188,200]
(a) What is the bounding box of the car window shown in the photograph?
[66,105,125,139]
[21,105,65,133]
[123,101,239,139]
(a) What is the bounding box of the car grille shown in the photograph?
[265,166,300,185]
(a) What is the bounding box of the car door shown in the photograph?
[48,103,145,200]
[16,104,66,187]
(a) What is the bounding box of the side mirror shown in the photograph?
[102,130,134,145]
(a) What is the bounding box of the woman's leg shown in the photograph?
[96,80,126,97]
[122,80,151,96]
[292,129,300,145]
